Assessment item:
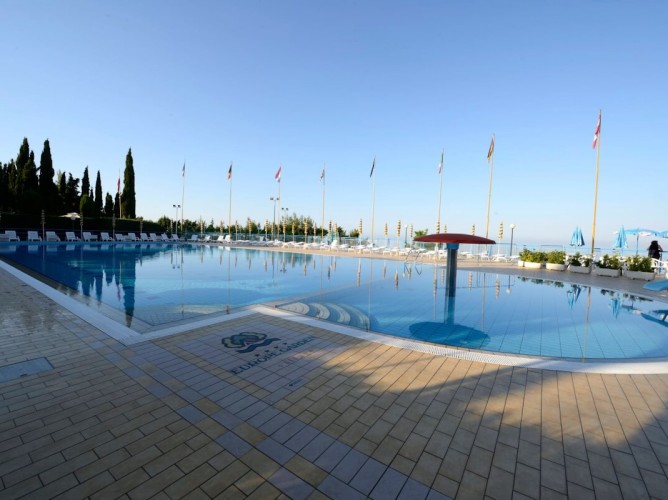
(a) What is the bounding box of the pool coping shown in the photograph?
[3,257,668,374]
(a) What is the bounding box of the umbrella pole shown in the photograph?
[446,243,459,297]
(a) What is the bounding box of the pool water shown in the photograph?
[2,243,667,360]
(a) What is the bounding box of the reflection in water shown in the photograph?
[3,243,668,359]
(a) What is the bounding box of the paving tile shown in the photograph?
[267,467,315,500]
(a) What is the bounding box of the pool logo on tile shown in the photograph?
[221,332,281,353]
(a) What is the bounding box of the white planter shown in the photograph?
[524,261,544,269]
[568,265,591,274]
[624,270,655,281]
[517,260,524,267]
[546,263,566,271]
[593,267,621,278]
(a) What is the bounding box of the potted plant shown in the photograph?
[593,254,622,277]
[568,252,592,274]
[545,250,567,271]
[517,248,531,267]
[523,250,546,269]
[624,255,655,281]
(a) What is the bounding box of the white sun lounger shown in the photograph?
[46,231,61,242]
[2,230,20,242]
[100,232,112,242]
[65,231,80,242]
[27,231,42,241]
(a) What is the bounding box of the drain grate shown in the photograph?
[0,357,53,383]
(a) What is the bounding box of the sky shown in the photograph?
[2,0,667,248]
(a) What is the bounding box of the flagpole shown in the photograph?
[228,161,233,230]
[591,111,602,258]
[371,157,376,247]
[485,134,494,239]
[118,168,122,219]
[181,162,185,237]
[437,149,444,233]
[321,163,325,240]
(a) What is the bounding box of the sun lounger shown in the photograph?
[170,234,180,242]
[115,234,125,242]
[2,230,20,242]
[126,233,138,242]
[189,234,199,242]
[643,280,668,291]
[160,233,170,242]
[27,231,42,241]
[140,233,150,242]
[45,231,61,242]
[100,232,112,242]
[65,231,80,242]
[149,233,159,242]
[82,232,97,242]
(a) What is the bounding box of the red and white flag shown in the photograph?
[592,112,601,149]
[275,165,282,182]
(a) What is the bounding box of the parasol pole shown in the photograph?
[437,149,444,234]
[321,163,326,240]
[370,157,376,247]
[590,111,601,258]
[181,161,185,237]
[485,135,494,239]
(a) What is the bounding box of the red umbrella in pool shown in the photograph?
[414,233,496,296]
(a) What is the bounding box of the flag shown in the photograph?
[227,162,232,180]
[275,165,282,182]
[438,150,444,174]
[182,163,185,177]
[487,135,495,162]
[592,111,601,149]
[369,157,375,177]
[320,166,325,181]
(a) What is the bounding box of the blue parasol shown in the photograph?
[623,228,660,255]
[570,227,585,247]
[610,297,621,319]
[566,284,581,309]
[613,226,627,255]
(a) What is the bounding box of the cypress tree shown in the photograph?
[39,139,57,212]
[57,171,67,213]
[94,171,103,215]
[104,193,114,216]
[121,148,136,219]
[81,166,90,201]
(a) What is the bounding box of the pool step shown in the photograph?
[279,301,371,330]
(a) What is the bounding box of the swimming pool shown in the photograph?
[2,242,667,360]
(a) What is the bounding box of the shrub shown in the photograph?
[568,252,591,267]
[626,255,654,272]
[546,250,566,264]
[523,250,547,263]
[596,254,622,270]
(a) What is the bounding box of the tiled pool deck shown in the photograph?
[2,257,668,499]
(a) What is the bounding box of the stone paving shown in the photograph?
[2,262,668,499]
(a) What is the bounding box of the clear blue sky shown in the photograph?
[2,0,667,247]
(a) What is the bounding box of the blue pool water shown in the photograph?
[2,242,667,360]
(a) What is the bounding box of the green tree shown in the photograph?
[79,194,95,217]
[38,139,57,212]
[104,193,114,216]
[64,174,80,212]
[94,171,103,215]
[81,166,90,201]
[121,148,136,218]
[57,171,67,212]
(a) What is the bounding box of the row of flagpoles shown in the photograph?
[175,113,600,246]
